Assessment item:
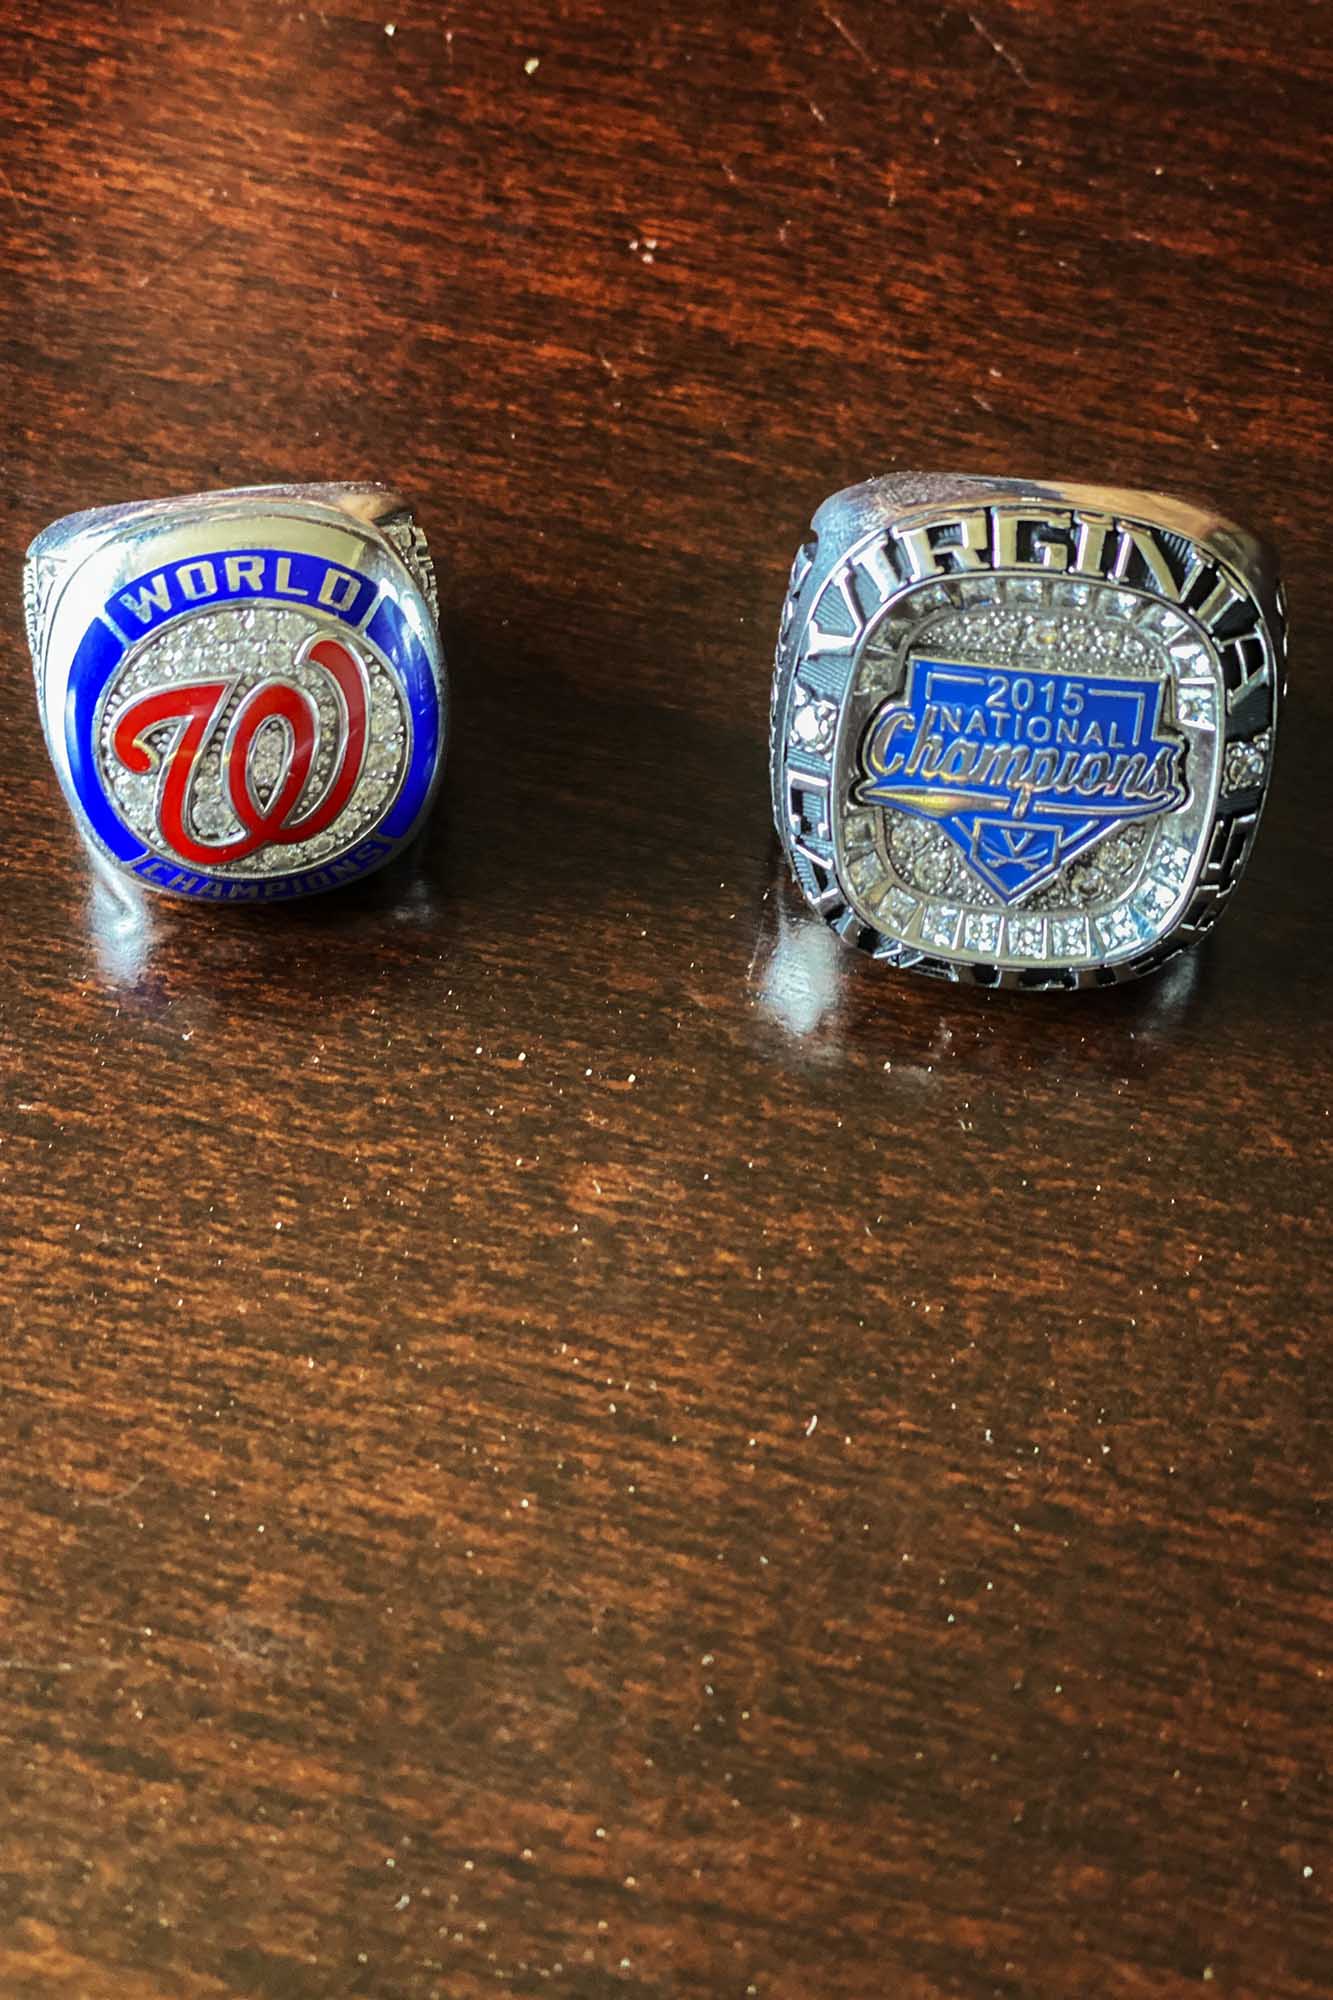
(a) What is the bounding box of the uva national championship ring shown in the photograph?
[771,474,1284,989]
[24,482,446,902]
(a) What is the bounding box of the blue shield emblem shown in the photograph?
[856,658,1187,904]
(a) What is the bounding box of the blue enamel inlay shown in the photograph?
[67,620,136,862]
[365,596,440,841]
[856,657,1186,904]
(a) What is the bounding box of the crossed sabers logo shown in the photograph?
[110,634,372,868]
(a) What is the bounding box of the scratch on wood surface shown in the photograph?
[816,2,883,79]
[134,230,220,289]
[965,10,1031,83]
[0,1657,126,1674]
[0,162,28,213]
[80,1471,148,1509]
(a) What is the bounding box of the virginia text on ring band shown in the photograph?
[771,473,1285,990]
[24,482,447,903]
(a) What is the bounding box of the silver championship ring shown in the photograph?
[771,473,1284,989]
[24,482,447,902]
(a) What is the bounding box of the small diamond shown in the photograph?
[1176,683,1215,727]
[1096,904,1140,952]
[1065,857,1106,902]
[789,686,837,754]
[887,815,958,894]
[843,808,877,849]
[876,884,917,933]
[848,853,883,895]
[1006,916,1046,959]
[962,911,1002,955]
[1051,916,1090,959]
[921,904,961,950]
[1224,736,1268,792]
[859,644,899,694]
[1139,605,1185,641]
[1134,879,1176,923]
[1099,833,1140,882]
[916,847,953,893]
[1152,841,1193,890]
[887,816,928,865]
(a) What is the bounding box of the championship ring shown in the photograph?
[771,474,1284,989]
[24,482,446,902]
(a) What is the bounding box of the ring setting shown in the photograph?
[772,473,1284,989]
[24,482,447,902]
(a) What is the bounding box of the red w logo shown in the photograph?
[111,635,371,868]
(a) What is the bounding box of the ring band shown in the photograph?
[771,473,1284,989]
[24,482,447,902]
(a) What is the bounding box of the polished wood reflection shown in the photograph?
[0,3,1329,1995]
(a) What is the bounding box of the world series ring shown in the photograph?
[771,473,1285,989]
[24,482,447,902]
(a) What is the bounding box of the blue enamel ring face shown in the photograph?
[26,491,446,902]
[774,479,1283,989]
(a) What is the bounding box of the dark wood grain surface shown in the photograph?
[1,4,1330,1996]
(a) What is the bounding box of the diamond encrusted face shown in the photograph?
[833,573,1219,970]
[96,604,411,878]
[774,485,1282,987]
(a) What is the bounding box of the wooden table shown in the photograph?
[1,4,1328,1995]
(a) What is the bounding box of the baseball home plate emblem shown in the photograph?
[854,655,1187,903]
[25,487,447,901]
